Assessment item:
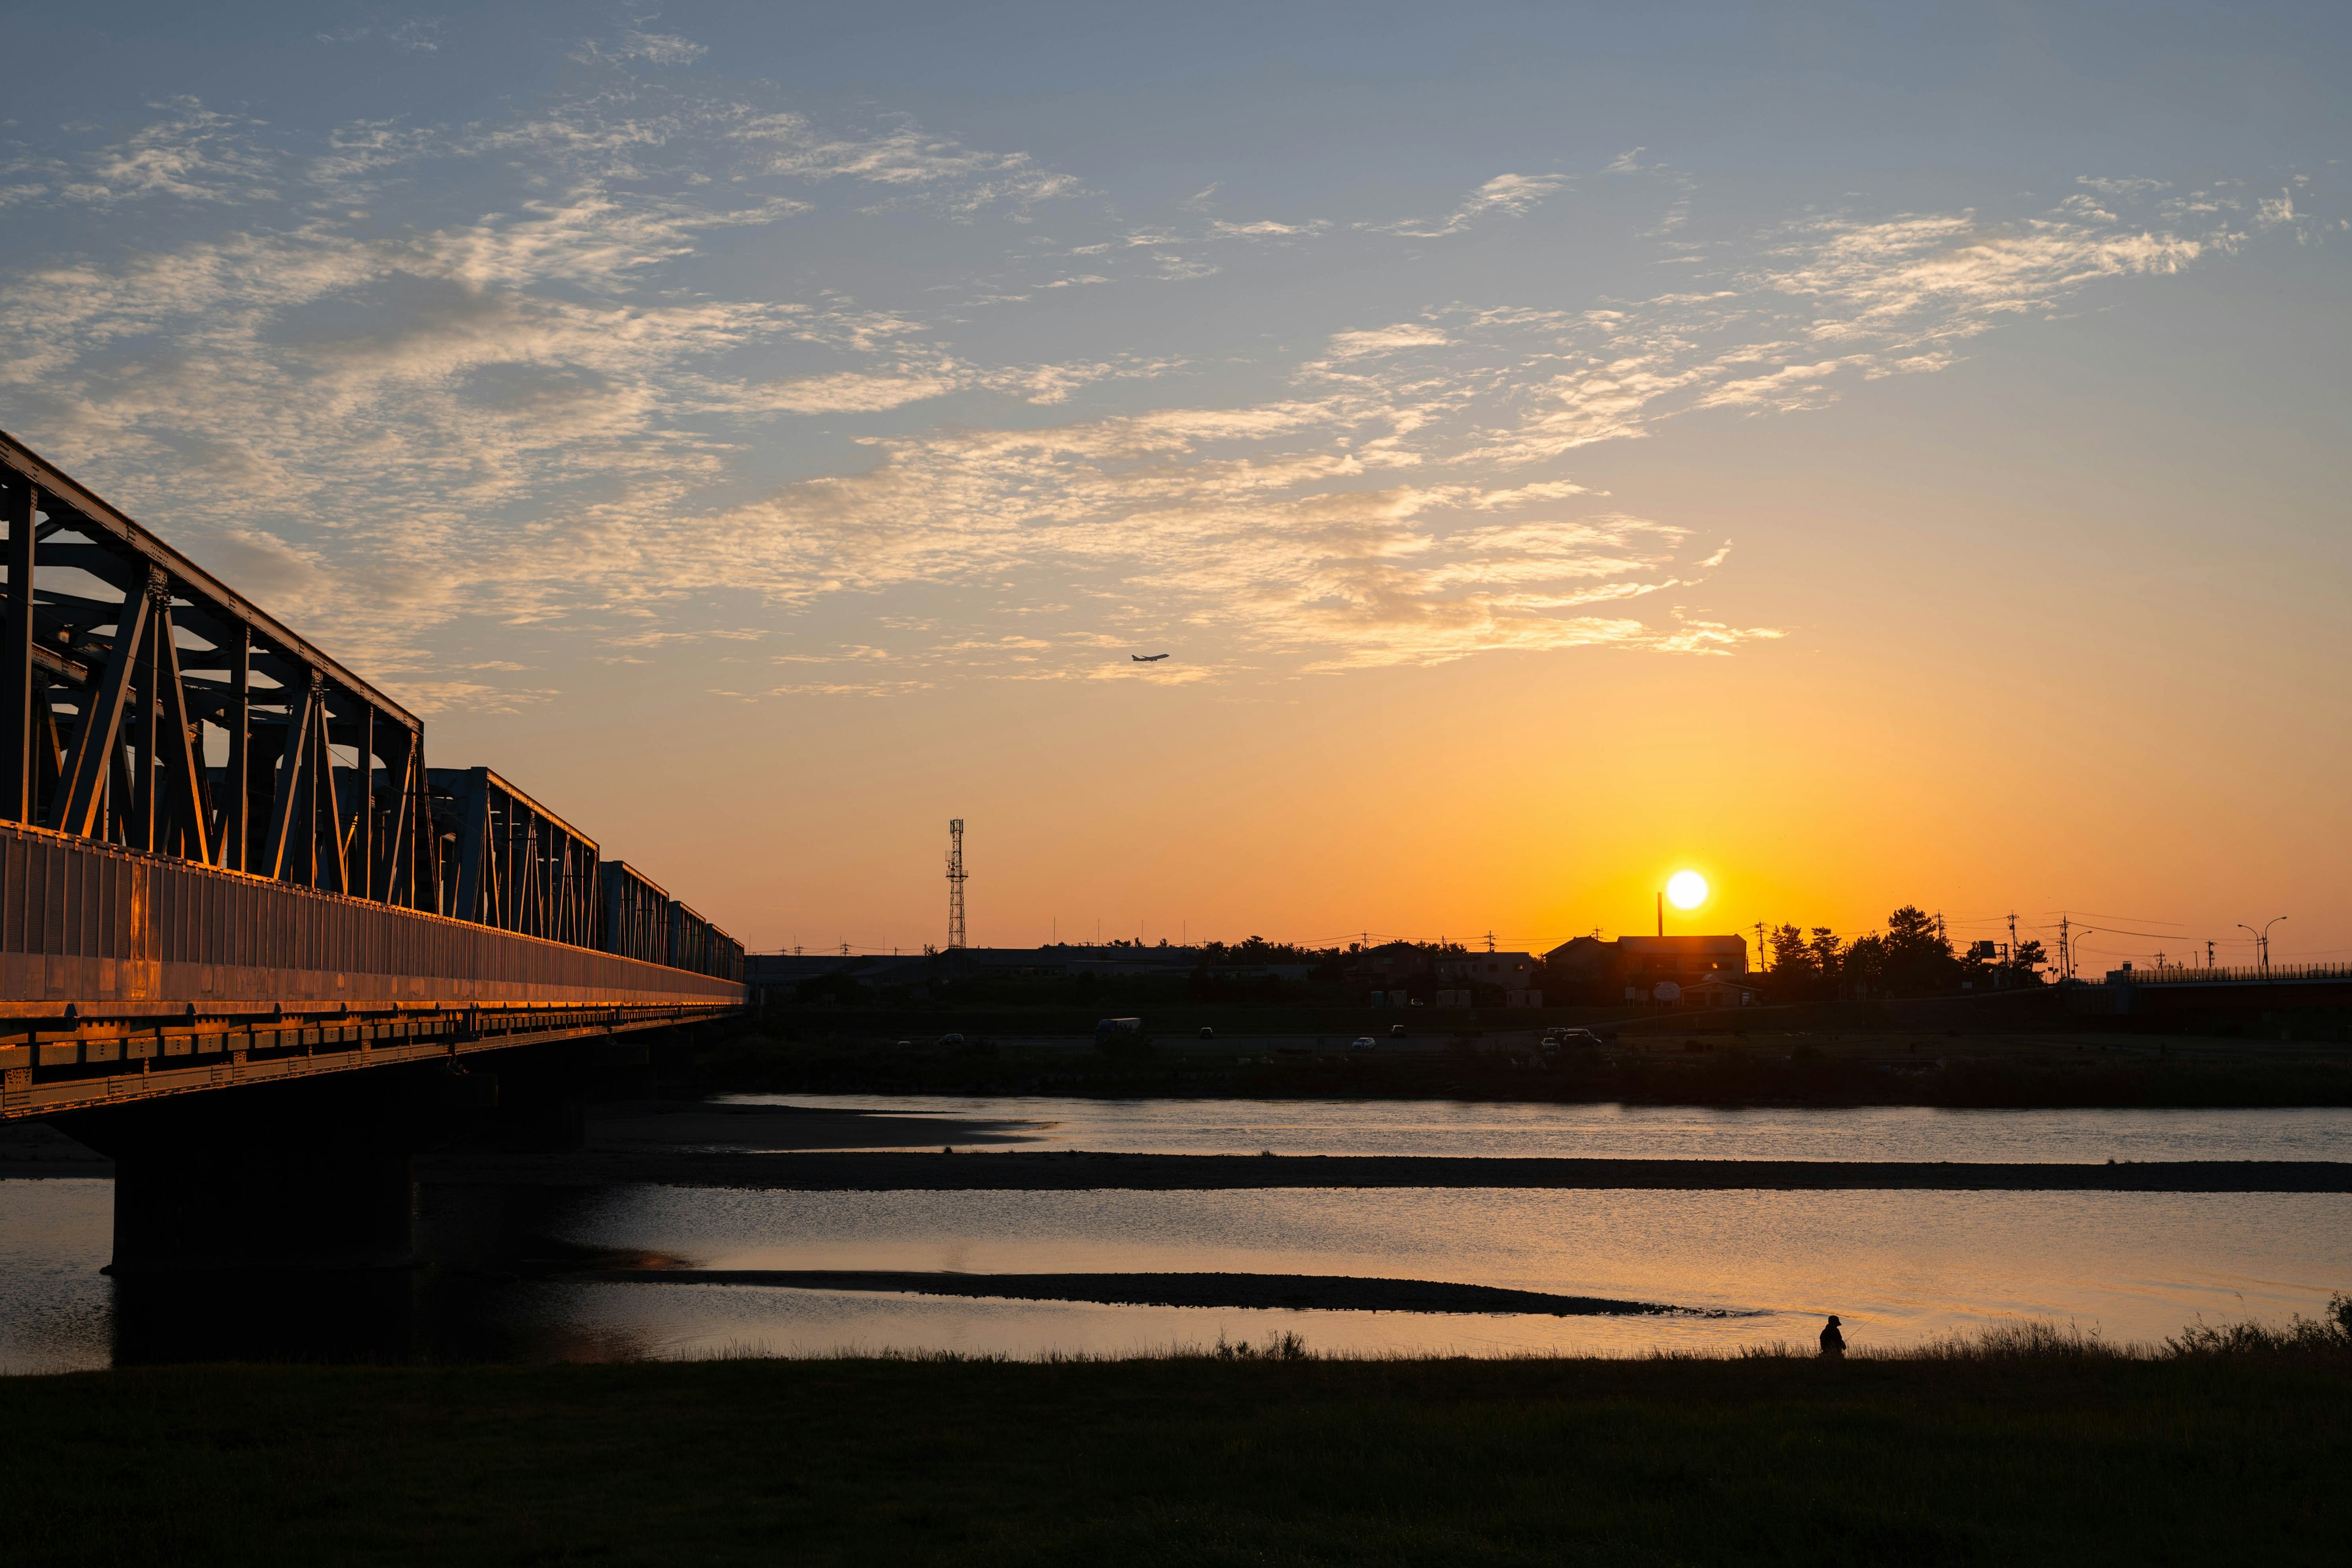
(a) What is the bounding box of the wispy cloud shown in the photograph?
[319,17,442,53]
[0,65,2280,703]
[1375,172,1570,238]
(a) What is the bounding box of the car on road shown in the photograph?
[1349,1036,1378,1051]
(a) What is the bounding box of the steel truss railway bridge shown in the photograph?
[0,430,748,1278]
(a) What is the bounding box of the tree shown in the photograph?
[1880,905,1958,996]
[1841,933,1886,997]
[1807,927,1842,982]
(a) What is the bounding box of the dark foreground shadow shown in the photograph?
[110,1182,651,1366]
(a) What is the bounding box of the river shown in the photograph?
[2,1099,2346,1373]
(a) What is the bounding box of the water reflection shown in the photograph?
[2,1175,2346,1372]
[544,1184,2352,1358]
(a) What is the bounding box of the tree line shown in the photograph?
[1762,905,2048,1001]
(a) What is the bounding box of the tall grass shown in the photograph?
[664,1294,2352,1367]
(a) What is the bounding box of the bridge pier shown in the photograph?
[467,1036,654,1153]
[53,1063,495,1276]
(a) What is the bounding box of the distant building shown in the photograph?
[1437,950,1539,987]
[1352,944,1542,1008]
[1544,934,1749,1002]
[1438,950,1542,1008]
[1679,973,1761,1009]
[744,943,1313,1005]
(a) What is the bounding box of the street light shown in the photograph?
[2066,927,2094,982]
[2236,917,2286,979]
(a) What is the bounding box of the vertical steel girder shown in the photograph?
[1,477,31,822]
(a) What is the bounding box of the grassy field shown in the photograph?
[9,1321,2348,1566]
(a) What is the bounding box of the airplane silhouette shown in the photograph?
[1130,653,1170,662]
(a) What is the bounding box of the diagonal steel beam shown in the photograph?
[260,677,315,880]
[220,627,249,870]
[1,430,420,736]
[453,768,490,925]
[355,705,374,902]
[314,694,345,894]
[375,732,412,903]
[153,601,211,867]
[135,585,160,853]
[50,579,152,839]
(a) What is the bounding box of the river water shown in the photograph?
[720,1094,2352,1163]
[3,1099,2348,1373]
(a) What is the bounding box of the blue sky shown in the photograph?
[2,2,2346,956]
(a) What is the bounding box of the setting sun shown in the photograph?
[1665,870,1710,911]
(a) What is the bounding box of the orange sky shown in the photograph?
[6,6,2345,971]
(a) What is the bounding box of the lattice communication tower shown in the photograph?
[945,818,968,950]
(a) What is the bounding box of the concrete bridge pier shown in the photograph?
[52,1063,497,1277]
[470,1036,653,1153]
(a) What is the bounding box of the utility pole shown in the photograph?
[1485,930,1496,953]
[945,819,968,951]
[1754,921,1766,968]
[2206,939,2215,970]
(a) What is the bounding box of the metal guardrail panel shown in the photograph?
[0,821,744,1012]
[2104,963,2352,987]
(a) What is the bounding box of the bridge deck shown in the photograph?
[0,820,742,1118]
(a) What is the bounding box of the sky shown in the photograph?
[1,1,2346,969]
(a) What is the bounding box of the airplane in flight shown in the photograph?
[1130,653,1171,662]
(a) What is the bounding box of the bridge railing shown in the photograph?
[0,818,743,1012]
[2102,963,2352,987]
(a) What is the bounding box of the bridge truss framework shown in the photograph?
[0,429,745,1122]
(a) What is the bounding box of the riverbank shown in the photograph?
[707,1026,2352,1109]
[426,1144,2352,1191]
[583,1268,1714,1315]
[8,1326,2346,1566]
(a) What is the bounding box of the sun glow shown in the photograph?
[1665,870,1709,911]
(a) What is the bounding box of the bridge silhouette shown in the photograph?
[0,429,747,1277]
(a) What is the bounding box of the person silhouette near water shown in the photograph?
[1819,1315,1845,1358]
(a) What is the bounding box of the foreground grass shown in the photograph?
[7,1321,2349,1567]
